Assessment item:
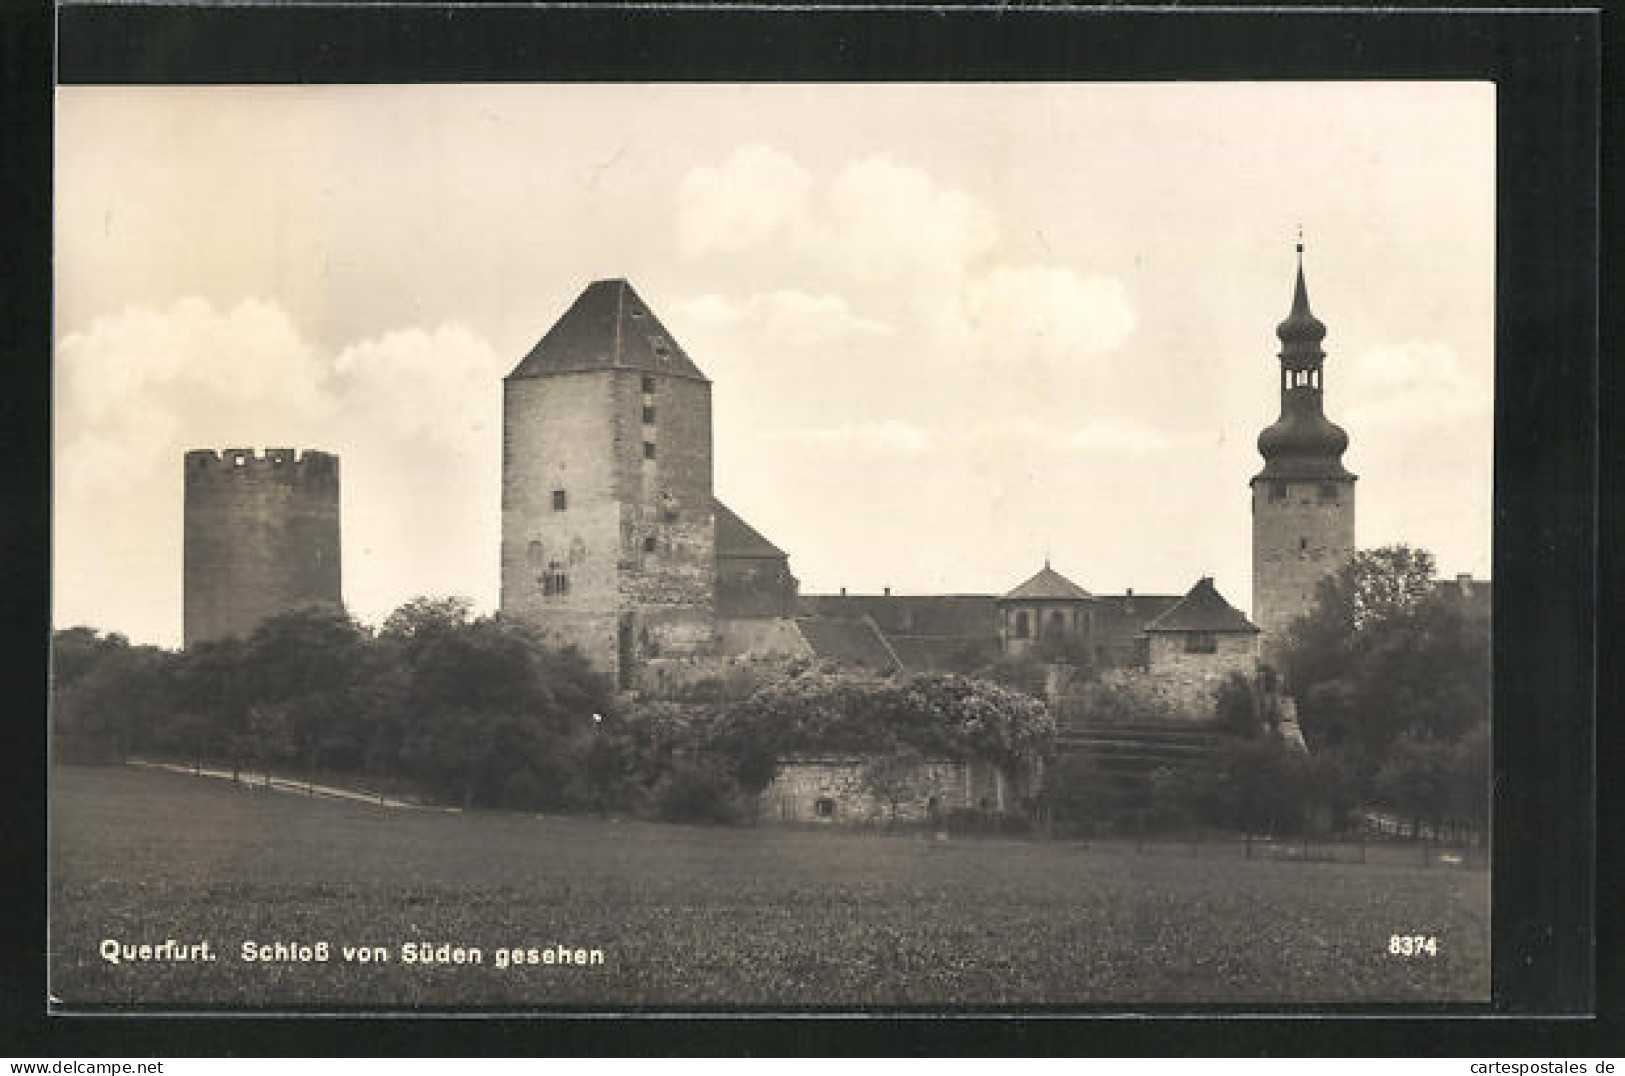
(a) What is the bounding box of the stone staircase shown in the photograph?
[1052,716,1221,773]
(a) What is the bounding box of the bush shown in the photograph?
[655,759,741,825]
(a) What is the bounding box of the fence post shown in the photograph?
[1244,833,1253,860]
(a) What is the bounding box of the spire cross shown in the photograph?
[1295,224,1304,259]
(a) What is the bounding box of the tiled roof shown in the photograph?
[797,594,998,637]
[507,279,709,383]
[1144,577,1260,634]
[796,617,902,674]
[999,564,1093,602]
[884,635,985,671]
[714,500,786,559]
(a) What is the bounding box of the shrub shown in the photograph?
[655,759,741,825]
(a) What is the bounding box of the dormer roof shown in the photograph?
[507,279,709,383]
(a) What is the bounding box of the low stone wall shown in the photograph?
[759,756,1010,824]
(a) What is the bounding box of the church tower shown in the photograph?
[1251,244,1356,658]
[501,280,716,689]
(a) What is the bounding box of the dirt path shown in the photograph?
[126,758,445,810]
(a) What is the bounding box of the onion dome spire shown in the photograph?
[1254,237,1353,481]
[1276,235,1327,365]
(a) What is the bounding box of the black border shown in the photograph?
[6,1,1607,1056]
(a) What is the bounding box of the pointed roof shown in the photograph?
[1144,577,1260,634]
[999,563,1093,603]
[507,279,709,382]
[1276,245,1327,365]
[714,499,785,559]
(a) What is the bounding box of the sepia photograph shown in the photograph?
[48,80,1498,1011]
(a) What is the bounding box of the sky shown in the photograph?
[54,83,1495,648]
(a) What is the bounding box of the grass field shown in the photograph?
[49,765,1489,1009]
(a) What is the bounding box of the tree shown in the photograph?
[241,604,370,772]
[1212,672,1264,739]
[1283,545,1488,767]
[52,635,172,760]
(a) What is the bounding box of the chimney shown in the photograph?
[1456,573,1472,596]
[840,587,847,597]
[883,586,891,597]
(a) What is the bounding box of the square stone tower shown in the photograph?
[500,280,715,688]
[1251,247,1356,661]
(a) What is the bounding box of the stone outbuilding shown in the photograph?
[758,754,1012,824]
[1140,576,1261,706]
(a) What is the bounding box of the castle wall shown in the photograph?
[500,370,715,681]
[1251,477,1355,656]
[999,600,1091,658]
[183,448,341,648]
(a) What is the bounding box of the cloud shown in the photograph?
[331,323,506,443]
[819,155,999,282]
[671,289,893,343]
[1345,340,1491,424]
[676,143,813,257]
[53,297,507,645]
[674,147,1134,371]
[962,265,1137,365]
[54,297,333,494]
[967,416,1180,455]
[767,419,933,455]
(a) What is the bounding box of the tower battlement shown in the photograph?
[185,447,340,480]
[183,446,342,648]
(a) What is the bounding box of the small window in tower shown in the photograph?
[552,489,567,511]
[1319,484,1338,503]
[630,305,645,319]
[650,336,671,361]
[1185,631,1217,654]
[1300,536,1309,552]
[1014,611,1030,639]
[814,797,836,819]
[543,562,569,597]
[642,405,656,424]
[643,534,657,553]
[643,441,657,460]
[642,375,656,393]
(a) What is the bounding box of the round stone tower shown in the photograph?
[183,447,342,648]
[1250,245,1356,659]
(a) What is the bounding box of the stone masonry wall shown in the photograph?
[183,448,341,648]
[615,373,715,658]
[759,757,1008,824]
[501,370,716,681]
[501,373,625,672]
[1142,632,1260,712]
[1251,477,1355,658]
